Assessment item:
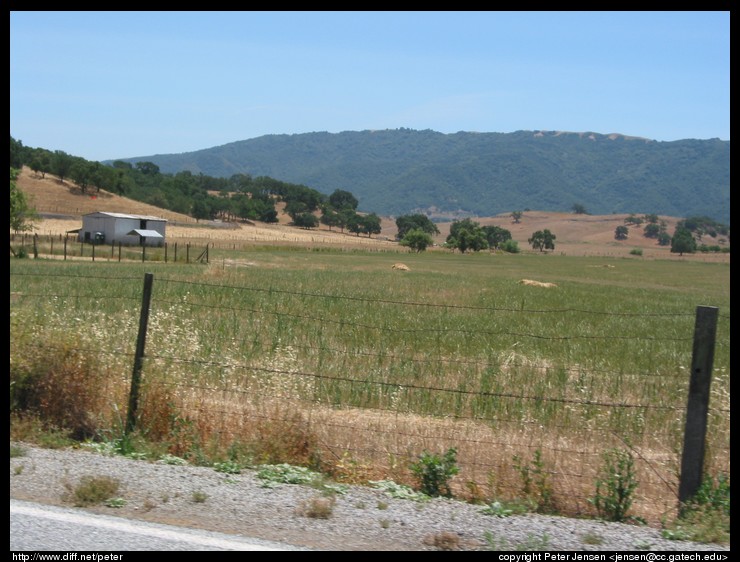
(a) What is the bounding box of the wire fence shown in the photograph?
[9,233,209,263]
[9,267,730,523]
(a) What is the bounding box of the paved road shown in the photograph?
[10,499,308,551]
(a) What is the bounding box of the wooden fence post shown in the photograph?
[125,272,154,435]
[678,305,719,507]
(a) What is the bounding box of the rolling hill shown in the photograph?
[16,166,730,261]
[111,129,730,224]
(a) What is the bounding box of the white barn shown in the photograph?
[78,212,167,247]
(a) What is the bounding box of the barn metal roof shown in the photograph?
[127,229,164,238]
[83,211,167,222]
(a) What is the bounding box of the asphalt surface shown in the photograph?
[10,499,309,552]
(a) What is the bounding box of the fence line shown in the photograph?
[10,331,729,423]
[9,267,730,521]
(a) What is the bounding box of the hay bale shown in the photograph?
[518,279,557,288]
[392,263,410,271]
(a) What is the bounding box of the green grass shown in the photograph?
[9,248,730,523]
[10,444,27,458]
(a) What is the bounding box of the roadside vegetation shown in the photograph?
[9,243,729,543]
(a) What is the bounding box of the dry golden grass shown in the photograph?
[135,377,690,525]
[16,167,399,249]
[15,165,729,260]
[434,212,728,261]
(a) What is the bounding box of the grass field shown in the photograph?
[9,245,730,525]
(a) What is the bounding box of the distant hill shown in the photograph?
[17,167,729,260]
[112,129,730,224]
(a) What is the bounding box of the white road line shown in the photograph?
[11,501,289,551]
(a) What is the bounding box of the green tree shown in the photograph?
[446,219,488,253]
[643,213,659,224]
[395,213,440,240]
[361,213,382,237]
[70,159,94,193]
[91,163,117,193]
[511,210,523,224]
[320,208,341,230]
[348,212,382,237]
[337,208,357,233]
[191,197,213,221]
[293,212,319,229]
[52,150,73,183]
[347,212,363,236]
[643,223,661,238]
[400,228,433,252]
[135,161,160,175]
[624,214,643,226]
[572,203,588,214]
[10,137,25,169]
[482,225,512,250]
[528,229,556,252]
[671,227,697,256]
[328,189,359,211]
[614,225,629,240]
[29,152,50,179]
[657,231,672,246]
[10,168,38,232]
[285,200,309,221]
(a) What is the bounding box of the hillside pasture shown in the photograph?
[10,166,730,526]
[14,166,729,261]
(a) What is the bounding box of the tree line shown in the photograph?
[10,136,381,237]
[10,136,729,255]
[616,213,730,255]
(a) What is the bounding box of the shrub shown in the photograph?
[251,411,319,466]
[662,473,730,544]
[66,475,121,507]
[10,337,109,440]
[590,448,639,522]
[410,448,459,498]
[370,479,428,502]
[500,239,520,253]
[10,444,27,458]
[686,473,730,515]
[513,448,555,513]
[296,495,335,519]
[213,460,242,474]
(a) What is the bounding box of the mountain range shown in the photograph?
[112,129,730,224]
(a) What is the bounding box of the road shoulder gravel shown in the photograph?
[9,442,729,551]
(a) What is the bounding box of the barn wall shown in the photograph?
[78,214,167,246]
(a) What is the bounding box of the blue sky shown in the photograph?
[10,11,730,163]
